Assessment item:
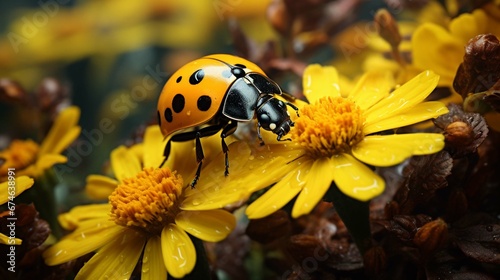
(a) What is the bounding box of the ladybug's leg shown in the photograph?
[285,102,300,117]
[191,132,204,188]
[162,124,224,188]
[220,121,238,176]
[256,123,265,146]
[159,140,172,167]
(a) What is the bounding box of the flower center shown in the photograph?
[291,96,365,158]
[0,139,39,176]
[109,167,184,235]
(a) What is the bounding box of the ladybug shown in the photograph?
[157,54,299,187]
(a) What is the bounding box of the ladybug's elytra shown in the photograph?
[157,54,299,187]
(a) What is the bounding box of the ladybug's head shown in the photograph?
[256,95,294,141]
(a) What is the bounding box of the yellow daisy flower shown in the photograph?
[412,4,500,88]
[0,176,34,245]
[183,65,448,219]
[43,126,236,279]
[0,106,81,181]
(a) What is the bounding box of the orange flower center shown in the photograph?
[291,96,365,158]
[109,167,183,235]
[0,139,39,176]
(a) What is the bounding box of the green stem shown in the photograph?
[325,182,372,255]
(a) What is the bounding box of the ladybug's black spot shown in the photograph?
[157,110,161,125]
[197,95,212,111]
[164,108,173,122]
[172,94,185,113]
[231,67,245,78]
[176,76,182,83]
[189,69,205,85]
[222,69,232,78]
[234,63,246,68]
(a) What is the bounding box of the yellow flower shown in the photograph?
[0,176,34,245]
[0,106,81,181]
[412,5,500,88]
[43,126,236,279]
[183,65,448,219]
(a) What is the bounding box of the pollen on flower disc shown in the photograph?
[291,96,365,158]
[109,167,184,234]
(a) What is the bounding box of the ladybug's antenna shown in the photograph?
[206,57,236,69]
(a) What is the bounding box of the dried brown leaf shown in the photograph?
[378,214,432,242]
[425,250,497,280]
[395,151,452,213]
[453,224,500,264]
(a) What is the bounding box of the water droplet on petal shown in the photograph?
[191,198,201,206]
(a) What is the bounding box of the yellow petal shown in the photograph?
[182,154,292,210]
[449,10,487,43]
[0,176,34,204]
[161,224,196,278]
[176,209,236,242]
[246,163,309,219]
[352,133,445,167]
[43,219,123,266]
[0,232,22,245]
[75,229,145,280]
[58,204,111,230]
[142,236,167,280]
[50,127,81,156]
[350,70,394,111]
[292,157,335,218]
[111,146,142,183]
[303,64,341,104]
[38,106,81,156]
[143,125,166,168]
[35,154,67,175]
[85,174,119,200]
[363,101,449,135]
[412,23,464,85]
[330,154,385,201]
[364,70,439,125]
[167,133,227,179]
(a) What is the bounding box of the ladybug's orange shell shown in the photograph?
[157,54,266,137]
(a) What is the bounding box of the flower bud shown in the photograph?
[453,34,500,99]
[444,121,474,148]
[267,0,291,36]
[413,218,448,256]
[0,79,28,105]
[374,9,401,51]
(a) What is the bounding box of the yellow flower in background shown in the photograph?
[0,176,34,205]
[0,106,81,181]
[44,126,236,279]
[183,65,448,219]
[0,176,34,245]
[412,4,500,88]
